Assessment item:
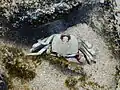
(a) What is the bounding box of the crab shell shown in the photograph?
[27,34,96,64]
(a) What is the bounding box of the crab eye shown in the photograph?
[60,35,71,42]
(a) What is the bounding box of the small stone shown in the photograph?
[100,0,104,4]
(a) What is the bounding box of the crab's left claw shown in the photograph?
[27,45,50,56]
[27,34,56,56]
[30,34,55,53]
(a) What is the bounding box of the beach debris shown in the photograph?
[27,34,96,64]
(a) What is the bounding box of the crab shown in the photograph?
[27,34,96,64]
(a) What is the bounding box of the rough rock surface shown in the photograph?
[0,0,120,90]
[0,0,82,27]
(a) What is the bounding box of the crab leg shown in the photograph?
[80,45,95,64]
[63,54,76,58]
[79,39,95,56]
[30,38,48,52]
[78,40,96,64]
[27,45,50,56]
[37,37,49,45]
[44,34,55,44]
[79,49,91,64]
[30,34,55,53]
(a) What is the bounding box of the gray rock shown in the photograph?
[0,0,82,25]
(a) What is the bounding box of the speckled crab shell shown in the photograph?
[27,34,96,64]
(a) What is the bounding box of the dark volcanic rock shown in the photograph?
[0,0,99,45]
[0,0,82,27]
